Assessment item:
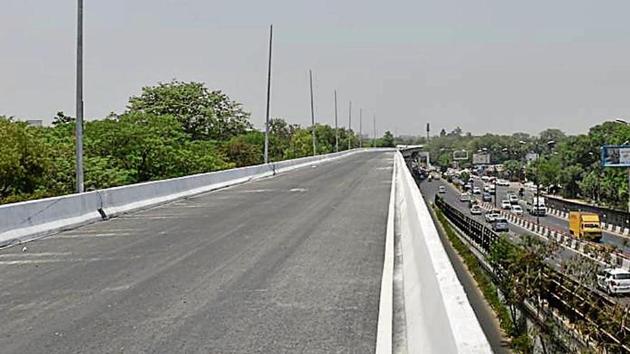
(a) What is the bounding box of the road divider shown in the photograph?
[0,149,374,247]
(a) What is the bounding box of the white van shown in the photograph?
[597,268,630,295]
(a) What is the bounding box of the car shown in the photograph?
[482,192,492,202]
[497,179,510,186]
[501,200,512,210]
[470,205,482,215]
[427,175,433,182]
[472,187,481,194]
[492,217,509,232]
[509,194,519,205]
[510,205,523,215]
[460,193,471,202]
[484,210,501,223]
[464,183,472,190]
[438,186,446,194]
[597,268,630,295]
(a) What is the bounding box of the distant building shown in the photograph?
[26,120,43,127]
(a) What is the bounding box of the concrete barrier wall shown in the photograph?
[394,152,491,353]
[0,149,365,247]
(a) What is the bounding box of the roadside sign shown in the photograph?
[453,150,469,161]
[472,153,490,165]
[601,145,630,167]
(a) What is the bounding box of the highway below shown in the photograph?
[0,151,393,353]
[469,178,630,253]
[417,176,630,305]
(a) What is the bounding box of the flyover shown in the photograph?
[0,149,490,353]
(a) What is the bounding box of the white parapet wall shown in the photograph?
[394,151,491,353]
[0,149,369,247]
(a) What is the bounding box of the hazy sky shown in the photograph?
[2,0,630,136]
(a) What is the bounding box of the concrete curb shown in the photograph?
[375,153,396,354]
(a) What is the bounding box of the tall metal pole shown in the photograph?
[536,142,542,227]
[373,115,376,148]
[334,90,339,152]
[75,0,84,193]
[359,108,363,148]
[348,100,352,150]
[263,25,273,164]
[309,70,316,156]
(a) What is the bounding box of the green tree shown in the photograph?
[0,117,51,201]
[381,131,395,147]
[222,132,264,167]
[127,80,252,140]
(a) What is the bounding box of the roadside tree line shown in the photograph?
[423,124,630,211]
[0,80,395,205]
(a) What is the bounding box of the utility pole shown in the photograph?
[263,25,273,164]
[372,115,376,147]
[75,0,84,193]
[334,90,339,152]
[426,123,430,143]
[309,70,316,156]
[359,108,363,148]
[348,101,352,150]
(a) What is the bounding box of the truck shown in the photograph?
[568,212,602,242]
[526,196,547,216]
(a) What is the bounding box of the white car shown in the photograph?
[497,179,510,186]
[470,205,482,215]
[510,205,523,215]
[597,268,630,295]
[501,200,512,210]
[472,187,481,194]
[484,210,501,223]
[459,193,471,202]
[509,195,519,205]
[438,186,446,194]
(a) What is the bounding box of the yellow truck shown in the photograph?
[568,212,602,242]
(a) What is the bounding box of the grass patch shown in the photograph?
[433,207,515,341]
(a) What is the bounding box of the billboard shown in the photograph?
[601,145,630,167]
[453,150,469,161]
[472,153,490,165]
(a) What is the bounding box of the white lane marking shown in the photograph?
[0,256,139,265]
[236,189,276,193]
[0,252,72,258]
[120,216,180,219]
[103,284,132,292]
[289,188,308,192]
[54,233,132,239]
[62,229,134,235]
[377,167,393,170]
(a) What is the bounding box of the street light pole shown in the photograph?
[263,25,273,164]
[334,90,339,153]
[348,100,352,150]
[75,0,84,193]
[359,108,363,148]
[372,115,376,148]
[309,69,316,156]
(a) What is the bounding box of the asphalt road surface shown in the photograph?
[0,151,394,353]
[469,178,630,253]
